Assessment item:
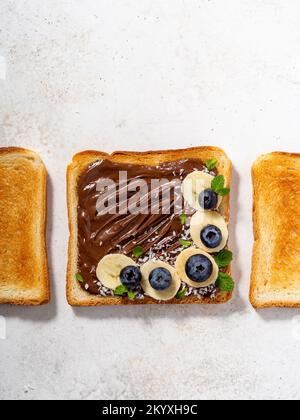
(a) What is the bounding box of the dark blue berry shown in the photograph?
[200,225,222,249]
[185,255,213,283]
[120,266,142,289]
[149,268,172,291]
[199,189,218,210]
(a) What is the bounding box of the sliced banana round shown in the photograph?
[190,211,228,253]
[141,260,181,301]
[96,254,137,290]
[176,248,219,288]
[182,171,222,211]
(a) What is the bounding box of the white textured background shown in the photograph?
[0,0,300,400]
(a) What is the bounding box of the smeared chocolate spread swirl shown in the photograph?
[77,158,207,294]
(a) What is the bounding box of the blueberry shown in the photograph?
[199,189,218,210]
[149,268,172,291]
[120,266,142,290]
[185,255,213,283]
[200,225,222,249]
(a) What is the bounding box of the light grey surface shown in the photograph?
[0,0,300,400]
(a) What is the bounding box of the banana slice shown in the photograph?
[190,211,228,253]
[182,171,222,211]
[176,248,219,288]
[141,260,181,301]
[96,254,137,290]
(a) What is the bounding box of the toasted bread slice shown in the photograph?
[250,152,300,308]
[67,147,232,306]
[0,148,49,305]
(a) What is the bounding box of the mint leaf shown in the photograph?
[133,246,144,258]
[211,175,225,192]
[214,250,233,268]
[211,175,230,196]
[205,158,218,171]
[115,285,128,296]
[216,272,235,292]
[115,285,137,299]
[128,290,137,300]
[76,273,84,283]
[176,288,188,299]
[216,187,230,197]
[179,239,192,248]
[179,213,187,225]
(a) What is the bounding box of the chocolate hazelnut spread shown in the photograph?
[77,158,214,295]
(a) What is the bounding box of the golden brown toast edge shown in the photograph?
[67,147,233,306]
[0,147,49,305]
[250,152,300,308]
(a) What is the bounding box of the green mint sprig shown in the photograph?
[133,246,144,258]
[179,213,187,225]
[115,285,137,300]
[216,272,235,293]
[211,175,230,197]
[176,288,188,299]
[114,285,128,296]
[179,239,192,248]
[205,158,218,171]
[128,290,138,300]
[76,273,85,283]
[214,250,233,268]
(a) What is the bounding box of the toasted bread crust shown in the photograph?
[67,147,232,306]
[250,152,300,308]
[0,147,49,305]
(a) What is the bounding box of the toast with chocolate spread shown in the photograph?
[0,148,49,305]
[250,152,300,308]
[67,147,233,306]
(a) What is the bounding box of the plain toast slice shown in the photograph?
[0,148,49,305]
[250,152,300,308]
